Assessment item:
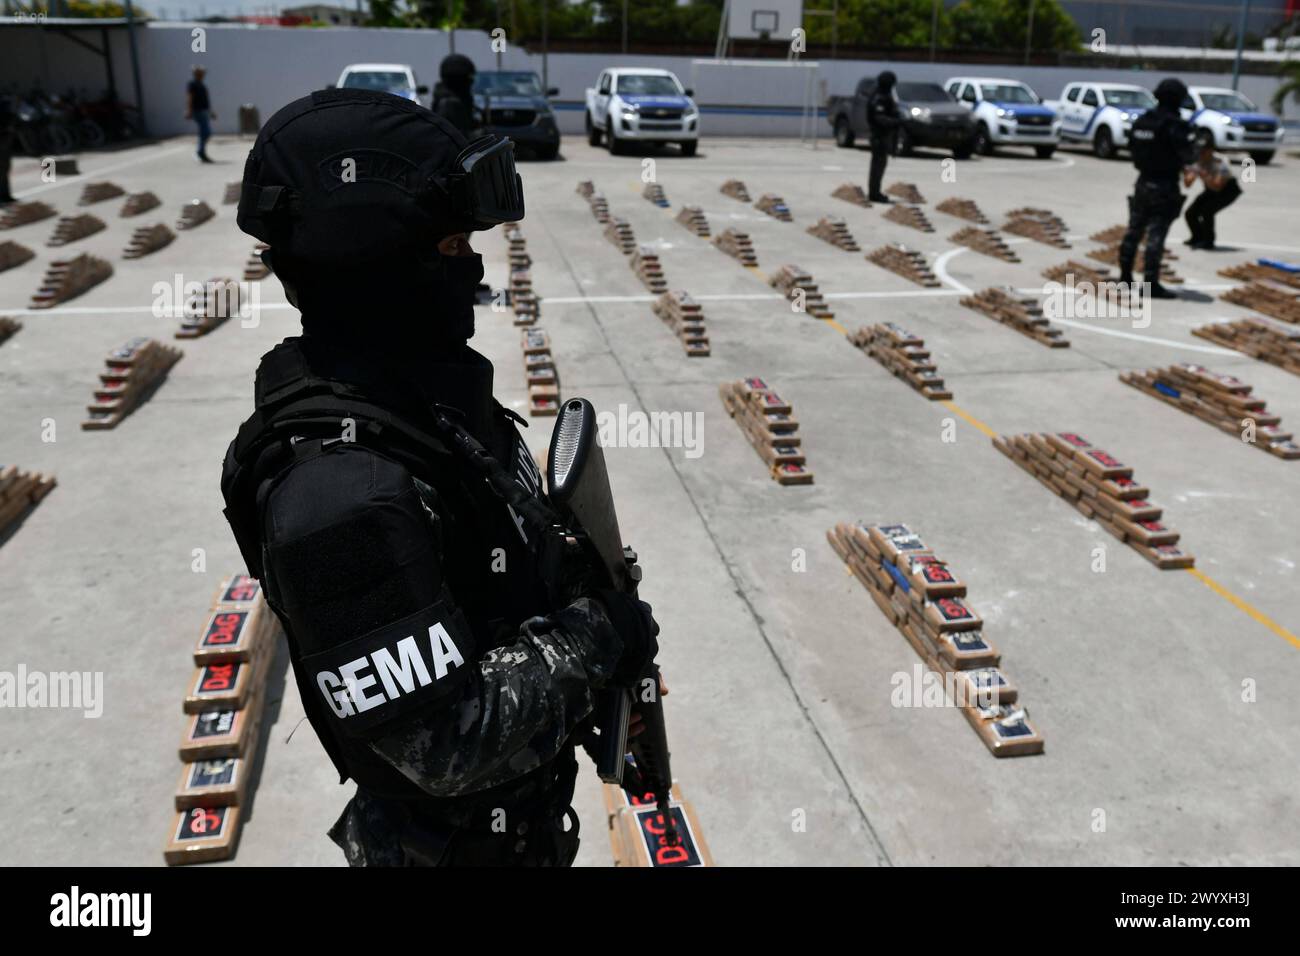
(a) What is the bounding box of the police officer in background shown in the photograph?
[220,89,659,866]
[1117,77,1197,299]
[867,70,902,203]
[432,53,479,137]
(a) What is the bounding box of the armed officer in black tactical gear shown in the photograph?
[220,88,660,866]
[867,70,902,203]
[1117,77,1197,299]
[432,53,479,137]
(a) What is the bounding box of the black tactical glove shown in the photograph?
[595,589,660,686]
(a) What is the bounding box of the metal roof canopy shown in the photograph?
[1,13,148,136]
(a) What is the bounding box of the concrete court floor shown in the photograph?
[0,130,1297,866]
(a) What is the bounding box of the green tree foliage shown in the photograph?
[945,0,1081,52]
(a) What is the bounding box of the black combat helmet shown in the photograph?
[877,70,897,92]
[1154,78,1188,109]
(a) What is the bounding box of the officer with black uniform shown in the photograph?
[1118,77,1197,299]
[220,89,659,866]
[867,70,902,203]
[432,53,479,137]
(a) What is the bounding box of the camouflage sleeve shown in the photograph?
[368,597,624,797]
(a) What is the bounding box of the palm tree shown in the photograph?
[1271,59,1300,116]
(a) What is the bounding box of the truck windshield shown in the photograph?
[896,83,953,103]
[474,73,544,96]
[1103,89,1156,108]
[1200,92,1256,112]
[342,71,410,93]
[980,84,1037,104]
[617,75,681,96]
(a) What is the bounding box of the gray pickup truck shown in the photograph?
[828,78,976,159]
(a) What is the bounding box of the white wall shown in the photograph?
[1,22,1293,141]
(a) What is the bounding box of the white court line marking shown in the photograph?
[932,247,974,294]
[1046,316,1238,355]
[15,146,192,198]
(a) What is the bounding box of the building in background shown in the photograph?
[1057,0,1292,48]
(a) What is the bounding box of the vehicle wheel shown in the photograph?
[1035,145,1056,159]
[536,143,560,161]
[1093,126,1115,159]
[76,120,106,150]
[952,143,974,160]
[606,121,623,156]
[1250,150,1274,165]
[680,140,698,157]
[585,112,601,146]
[42,125,76,155]
[974,123,993,156]
[896,127,914,156]
[834,118,855,148]
[1195,128,1214,151]
[16,128,41,155]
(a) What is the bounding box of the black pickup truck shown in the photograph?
[827,78,976,159]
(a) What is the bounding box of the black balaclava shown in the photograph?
[440,54,475,99]
[877,71,897,94]
[1154,78,1188,113]
[238,88,488,356]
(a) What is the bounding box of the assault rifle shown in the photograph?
[546,398,678,845]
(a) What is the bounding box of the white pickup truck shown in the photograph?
[585,67,700,156]
[1182,86,1284,165]
[1049,82,1156,159]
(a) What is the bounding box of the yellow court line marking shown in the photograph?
[940,399,998,439]
[744,264,769,283]
[1184,567,1300,651]
[821,316,849,336]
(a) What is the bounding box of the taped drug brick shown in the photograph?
[674,204,710,237]
[184,657,259,714]
[1136,542,1196,570]
[613,798,714,868]
[178,693,264,762]
[949,226,1019,262]
[755,193,793,222]
[1041,258,1116,287]
[30,252,113,309]
[962,703,1044,757]
[806,215,860,251]
[177,199,216,230]
[604,217,636,254]
[47,213,106,247]
[1003,208,1070,248]
[712,228,758,267]
[81,338,183,429]
[1089,242,1182,283]
[123,222,176,259]
[164,805,241,865]
[1220,281,1300,325]
[935,197,989,224]
[1219,260,1300,292]
[720,179,751,202]
[902,553,966,599]
[223,181,241,204]
[960,287,1069,348]
[0,315,22,346]
[0,200,56,229]
[642,182,669,207]
[884,203,934,233]
[769,264,833,318]
[243,243,271,281]
[175,756,249,810]
[865,244,940,287]
[193,602,274,665]
[120,191,162,218]
[212,574,262,609]
[953,667,1018,707]
[832,182,872,208]
[1089,223,1127,245]
[630,245,668,293]
[867,523,930,565]
[652,291,710,356]
[922,595,983,633]
[0,240,34,274]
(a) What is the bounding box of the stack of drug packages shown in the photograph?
[849,323,952,400]
[0,315,21,346]
[577,181,611,223]
[222,181,241,204]
[960,287,1070,348]
[720,179,751,202]
[243,243,271,282]
[719,377,813,485]
[47,213,105,247]
[78,181,125,205]
[1119,363,1300,460]
[177,199,216,230]
[1219,274,1300,325]
[949,226,1019,262]
[166,574,280,865]
[883,203,934,233]
[604,217,636,254]
[675,204,710,237]
[992,431,1195,569]
[504,223,540,324]
[0,464,56,535]
[121,191,162,218]
[1192,318,1300,375]
[630,245,668,293]
[832,183,872,208]
[1089,224,1126,245]
[806,215,860,251]
[866,244,940,287]
[0,200,56,229]
[30,252,113,308]
[81,337,183,429]
[177,278,240,338]
[755,193,793,221]
[0,240,34,274]
[1041,259,1115,287]
[1003,208,1070,248]
[886,182,926,204]
[827,522,1043,756]
[769,264,833,319]
[1089,243,1182,284]
[712,228,758,267]
[642,182,669,207]
[935,197,989,224]
[602,758,714,867]
[652,291,710,356]
[122,222,176,259]
[521,328,560,416]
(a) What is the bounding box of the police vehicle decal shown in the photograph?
[303,599,475,734]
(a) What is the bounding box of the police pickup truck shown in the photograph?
[585,67,700,156]
[944,76,1060,158]
[827,78,976,158]
[1182,86,1284,165]
[1049,82,1156,159]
